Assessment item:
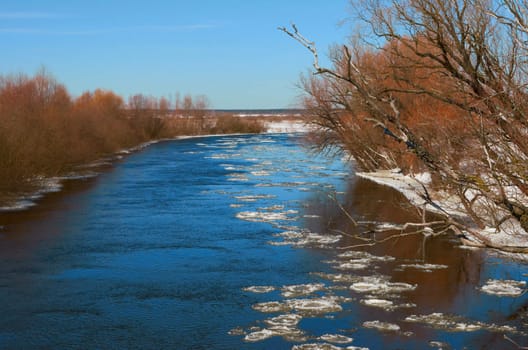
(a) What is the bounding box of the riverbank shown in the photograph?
[0,118,308,213]
[356,170,528,256]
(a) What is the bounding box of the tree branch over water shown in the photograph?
[280,0,528,253]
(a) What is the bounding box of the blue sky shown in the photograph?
[0,1,351,109]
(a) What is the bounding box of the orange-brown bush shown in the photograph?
[0,73,169,197]
[0,73,266,200]
[302,37,475,175]
[284,0,528,248]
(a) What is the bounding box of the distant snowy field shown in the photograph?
[265,120,312,133]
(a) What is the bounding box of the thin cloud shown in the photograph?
[0,23,219,36]
[0,12,63,19]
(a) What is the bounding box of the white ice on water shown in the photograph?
[404,313,517,333]
[350,276,417,295]
[479,279,526,297]
[292,344,370,350]
[362,320,401,332]
[236,210,299,223]
[281,283,326,298]
[242,286,276,294]
[398,263,449,272]
[252,296,344,316]
[270,229,342,248]
[318,334,354,344]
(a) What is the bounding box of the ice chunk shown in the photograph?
[243,286,276,294]
[399,263,449,272]
[318,334,354,344]
[404,313,517,333]
[270,229,342,248]
[360,298,394,309]
[479,279,526,297]
[252,301,290,313]
[264,313,302,328]
[337,251,396,263]
[244,328,275,342]
[350,276,416,295]
[362,320,400,332]
[236,210,298,223]
[281,283,326,298]
[287,296,343,315]
[292,343,343,350]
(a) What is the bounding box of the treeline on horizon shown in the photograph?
[0,71,265,199]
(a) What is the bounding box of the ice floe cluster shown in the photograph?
[404,312,517,333]
[479,279,526,297]
[270,229,342,248]
[362,320,401,332]
[210,135,525,349]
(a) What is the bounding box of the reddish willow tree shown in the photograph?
[281,0,528,251]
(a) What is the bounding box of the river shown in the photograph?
[0,133,526,349]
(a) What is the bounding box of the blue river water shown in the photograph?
[0,133,526,349]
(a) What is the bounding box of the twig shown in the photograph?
[504,334,528,349]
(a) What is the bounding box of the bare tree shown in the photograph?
[281,0,528,252]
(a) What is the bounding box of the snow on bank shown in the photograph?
[0,127,298,213]
[355,170,528,251]
[265,120,312,133]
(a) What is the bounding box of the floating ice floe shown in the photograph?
[350,276,416,295]
[206,153,238,159]
[318,334,354,344]
[312,273,362,284]
[292,343,345,350]
[227,173,249,182]
[259,205,285,211]
[227,327,246,336]
[252,301,289,313]
[362,320,401,332]
[398,263,449,272]
[360,298,416,311]
[244,313,306,342]
[242,286,276,294]
[270,230,342,248]
[252,296,344,316]
[236,210,298,223]
[264,313,303,327]
[250,170,271,177]
[293,345,369,350]
[404,313,517,333]
[234,194,276,202]
[244,328,275,342]
[287,297,345,315]
[333,262,370,271]
[337,251,396,263]
[360,298,394,309]
[479,279,526,297]
[428,341,452,350]
[281,283,326,298]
